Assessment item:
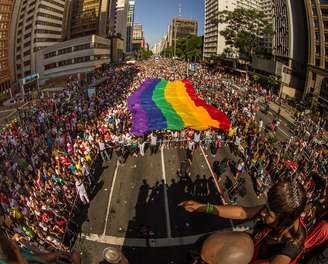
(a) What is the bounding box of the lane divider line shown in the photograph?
[161,145,172,238]
[102,160,120,236]
[199,145,229,205]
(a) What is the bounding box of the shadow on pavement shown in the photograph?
[122,168,231,263]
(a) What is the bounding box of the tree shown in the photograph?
[138,48,153,60]
[161,47,174,58]
[217,8,272,63]
[175,35,203,62]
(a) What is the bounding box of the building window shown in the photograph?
[43,0,65,8]
[34,29,62,35]
[315,32,320,41]
[25,23,32,30]
[37,12,62,21]
[316,58,321,67]
[74,43,91,51]
[44,51,57,59]
[58,59,72,67]
[38,4,63,15]
[74,56,90,63]
[33,47,44,52]
[36,20,62,28]
[23,50,31,56]
[23,60,30,66]
[34,38,59,43]
[45,62,57,70]
[58,47,72,55]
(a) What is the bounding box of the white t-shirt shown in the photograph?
[194,133,201,143]
[150,134,157,145]
[188,141,195,151]
[98,141,105,151]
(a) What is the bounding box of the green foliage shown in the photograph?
[0,93,9,105]
[161,47,174,57]
[177,35,203,61]
[161,36,203,61]
[252,74,260,82]
[217,8,272,62]
[138,48,153,60]
[267,75,280,87]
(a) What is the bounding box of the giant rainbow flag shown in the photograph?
[128,79,231,136]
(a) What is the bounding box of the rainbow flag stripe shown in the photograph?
[128,79,231,136]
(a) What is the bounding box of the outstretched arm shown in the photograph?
[179,200,263,220]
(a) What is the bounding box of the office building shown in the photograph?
[236,0,262,10]
[0,0,15,94]
[303,0,328,112]
[167,17,198,48]
[261,0,274,52]
[115,0,129,52]
[203,0,269,58]
[9,0,67,83]
[203,0,236,58]
[132,23,144,51]
[126,0,135,53]
[35,0,119,84]
[66,0,114,39]
[35,34,112,85]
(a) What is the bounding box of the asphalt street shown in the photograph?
[74,113,292,264]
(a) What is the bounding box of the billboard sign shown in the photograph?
[22,73,39,85]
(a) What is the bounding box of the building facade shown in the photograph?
[35,34,111,84]
[115,0,129,52]
[303,0,328,113]
[261,0,274,52]
[0,0,15,94]
[167,17,198,48]
[203,0,236,58]
[132,22,144,51]
[66,0,114,39]
[10,0,67,84]
[126,0,135,53]
[204,0,263,58]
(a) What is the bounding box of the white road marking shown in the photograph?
[82,231,228,247]
[199,146,235,228]
[199,145,227,205]
[278,127,289,137]
[161,145,172,238]
[102,160,120,236]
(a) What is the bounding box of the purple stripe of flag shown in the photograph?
[127,79,153,136]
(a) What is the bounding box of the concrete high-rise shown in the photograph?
[9,0,67,83]
[66,0,113,39]
[115,0,129,52]
[132,22,144,51]
[203,0,236,58]
[204,0,263,58]
[0,0,15,95]
[303,0,328,112]
[167,17,198,48]
[34,0,118,86]
[126,0,135,53]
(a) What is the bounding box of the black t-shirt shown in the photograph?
[257,225,305,261]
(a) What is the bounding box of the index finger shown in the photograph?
[178,201,188,206]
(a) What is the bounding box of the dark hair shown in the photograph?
[267,181,307,240]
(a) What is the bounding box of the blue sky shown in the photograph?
[134,0,204,48]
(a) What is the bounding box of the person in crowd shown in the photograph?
[180,181,307,264]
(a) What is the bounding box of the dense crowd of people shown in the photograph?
[0,57,327,263]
